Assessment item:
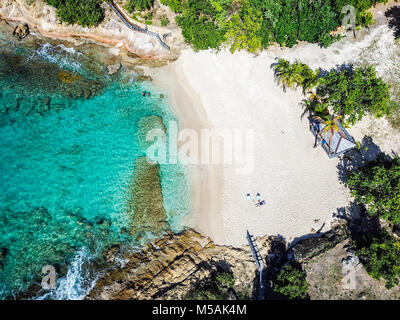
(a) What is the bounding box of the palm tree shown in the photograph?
[312,114,344,147]
[301,69,323,95]
[273,59,304,91]
[301,94,330,120]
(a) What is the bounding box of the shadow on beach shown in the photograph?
[386,6,400,39]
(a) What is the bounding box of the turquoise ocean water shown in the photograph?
[0,37,190,299]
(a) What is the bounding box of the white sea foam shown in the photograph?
[37,247,97,300]
[27,42,82,71]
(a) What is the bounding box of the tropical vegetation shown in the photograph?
[125,0,155,12]
[353,229,400,289]
[273,59,393,126]
[273,59,305,91]
[347,155,400,225]
[43,0,389,51]
[44,0,105,27]
[316,66,392,125]
[186,271,239,300]
[312,114,344,147]
[273,262,309,300]
[163,0,388,52]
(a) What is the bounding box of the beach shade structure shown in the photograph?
[310,117,357,158]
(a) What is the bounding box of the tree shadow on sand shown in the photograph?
[336,135,385,185]
[386,6,400,39]
[334,136,398,241]
[253,234,311,300]
[262,235,288,300]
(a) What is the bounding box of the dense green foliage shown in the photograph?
[161,0,386,52]
[347,156,400,225]
[126,0,155,12]
[354,230,400,289]
[273,263,309,300]
[160,0,186,13]
[175,0,227,50]
[160,17,170,27]
[316,66,392,125]
[44,0,104,27]
[186,271,237,300]
[274,59,393,125]
[273,59,309,91]
[224,1,263,53]
[44,0,387,49]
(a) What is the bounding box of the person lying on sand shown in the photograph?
[255,200,266,207]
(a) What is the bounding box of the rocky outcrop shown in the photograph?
[13,23,29,39]
[87,229,271,300]
[107,63,121,75]
[86,223,353,300]
[289,223,349,263]
[0,0,185,61]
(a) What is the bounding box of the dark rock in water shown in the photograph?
[44,97,51,106]
[135,75,152,82]
[13,24,29,40]
[36,97,51,115]
[105,246,120,264]
[0,247,8,271]
[84,90,92,100]
[0,50,108,121]
[7,282,43,300]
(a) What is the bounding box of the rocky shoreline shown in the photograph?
[86,224,351,300]
[0,0,185,63]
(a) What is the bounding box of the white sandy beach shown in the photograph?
[2,1,398,247]
[146,5,400,247]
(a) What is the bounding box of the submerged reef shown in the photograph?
[0,50,107,121]
[128,157,167,238]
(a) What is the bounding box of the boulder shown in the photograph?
[107,63,121,75]
[13,24,29,40]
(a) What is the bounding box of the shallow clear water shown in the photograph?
[0,39,190,299]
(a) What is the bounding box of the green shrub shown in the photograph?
[161,0,186,13]
[125,0,154,12]
[224,1,263,53]
[161,17,170,27]
[161,0,388,52]
[44,0,104,27]
[186,271,236,300]
[354,229,400,289]
[273,262,309,300]
[316,66,391,125]
[347,156,400,225]
[176,0,226,51]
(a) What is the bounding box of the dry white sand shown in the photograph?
[145,3,400,247]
